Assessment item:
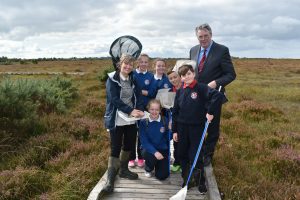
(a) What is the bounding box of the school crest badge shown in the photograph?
[191,92,197,99]
[164,83,169,88]
[160,127,165,133]
[144,79,150,85]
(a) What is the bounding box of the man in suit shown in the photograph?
[190,23,236,166]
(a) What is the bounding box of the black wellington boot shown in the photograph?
[198,169,207,195]
[181,164,190,188]
[119,150,138,180]
[102,156,119,194]
[191,168,201,188]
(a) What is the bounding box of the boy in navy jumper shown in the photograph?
[140,99,170,180]
[172,64,223,194]
[130,53,156,167]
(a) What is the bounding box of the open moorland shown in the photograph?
[0,58,299,200]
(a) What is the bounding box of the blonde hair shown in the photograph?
[153,58,166,74]
[120,54,135,64]
[153,58,166,67]
[137,53,150,61]
[146,99,162,111]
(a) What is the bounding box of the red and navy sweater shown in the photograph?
[172,80,224,133]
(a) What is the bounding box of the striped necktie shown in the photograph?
[198,49,206,73]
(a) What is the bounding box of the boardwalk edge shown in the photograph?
[205,164,222,200]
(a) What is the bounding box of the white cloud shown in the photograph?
[0,0,300,58]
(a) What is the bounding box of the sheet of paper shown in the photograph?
[117,111,150,122]
[155,89,176,109]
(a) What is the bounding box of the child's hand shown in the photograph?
[206,113,214,123]
[142,90,148,96]
[154,152,164,160]
[173,133,178,142]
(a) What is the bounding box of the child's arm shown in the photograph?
[173,133,178,142]
[147,75,158,98]
[171,91,180,134]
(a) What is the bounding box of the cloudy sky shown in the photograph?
[0,0,299,59]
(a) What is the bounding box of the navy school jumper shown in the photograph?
[139,116,170,180]
[133,70,156,109]
[171,80,224,171]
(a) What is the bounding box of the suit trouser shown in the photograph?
[109,124,137,158]
[177,123,205,177]
[203,103,222,157]
[142,149,169,180]
[173,141,180,165]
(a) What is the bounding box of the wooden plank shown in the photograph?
[204,164,221,200]
[112,187,201,194]
[87,141,222,200]
[103,192,206,200]
[87,171,107,200]
[116,183,180,189]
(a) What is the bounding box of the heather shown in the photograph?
[0,58,299,200]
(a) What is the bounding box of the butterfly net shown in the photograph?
[109,35,142,69]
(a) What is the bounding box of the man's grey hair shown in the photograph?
[195,23,212,35]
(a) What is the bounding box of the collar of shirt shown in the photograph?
[172,86,177,92]
[200,40,213,55]
[136,68,147,74]
[154,74,163,80]
[148,115,161,122]
[183,79,197,89]
[120,73,129,81]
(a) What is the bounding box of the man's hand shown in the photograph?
[208,80,217,89]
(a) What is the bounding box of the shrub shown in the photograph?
[0,167,51,200]
[18,132,73,168]
[37,77,78,114]
[81,98,104,117]
[229,100,287,122]
[19,60,27,64]
[97,66,114,83]
[0,77,78,138]
[0,79,40,135]
[32,60,38,64]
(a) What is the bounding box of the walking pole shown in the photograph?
[169,120,210,200]
[168,109,172,175]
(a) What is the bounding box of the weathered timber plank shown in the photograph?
[102,192,206,200]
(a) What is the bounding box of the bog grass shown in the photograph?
[0,58,299,200]
[214,59,300,200]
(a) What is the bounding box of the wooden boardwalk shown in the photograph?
[88,142,221,200]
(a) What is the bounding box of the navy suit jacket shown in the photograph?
[189,41,236,92]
